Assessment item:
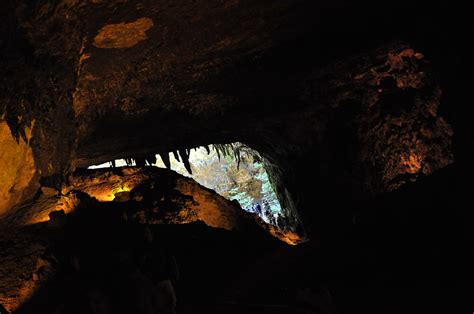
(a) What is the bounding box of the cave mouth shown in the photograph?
[88,142,300,234]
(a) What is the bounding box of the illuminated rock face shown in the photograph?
[0,122,38,218]
[93,18,154,49]
[68,166,303,244]
[70,167,246,231]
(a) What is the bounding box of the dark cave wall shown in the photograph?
[0,0,80,215]
[243,43,455,237]
[301,44,454,193]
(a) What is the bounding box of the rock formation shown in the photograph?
[1,166,299,312]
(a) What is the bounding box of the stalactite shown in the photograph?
[135,157,146,167]
[214,144,221,160]
[235,149,241,170]
[173,150,180,162]
[178,149,192,174]
[159,153,171,169]
[145,155,157,166]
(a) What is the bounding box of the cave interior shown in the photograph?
[0,1,473,314]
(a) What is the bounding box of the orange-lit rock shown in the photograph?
[0,122,39,218]
[257,219,306,246]
[64,166,303,244]
[69,167,267,231]
[173,177,244,230]
[400,152,423,174]
[2,190,80,226]
[93,17,154,49]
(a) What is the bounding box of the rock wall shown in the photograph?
[0,122,38,217]
[300,44,454,193]
[0,225,52,313]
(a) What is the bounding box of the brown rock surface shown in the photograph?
[0,225,51,313]
[70,167,247,231]
[0,122,38,218]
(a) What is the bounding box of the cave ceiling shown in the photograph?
[0,1,470,219]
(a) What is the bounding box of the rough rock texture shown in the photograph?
[68,167,304,244]
[0,225,52,313]
[1,165,304,244]
[1,189,80,227]
[300,45,454,193]
[69,167,249,231]
[0,122,38,217]
[92,17,154,49]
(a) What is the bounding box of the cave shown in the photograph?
[0,2,472,314]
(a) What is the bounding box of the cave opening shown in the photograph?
[87,142,304,238]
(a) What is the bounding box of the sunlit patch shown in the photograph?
[88,159,128,169]
[153,145,284,221]
[88,144,286,223]
[86,143,302,242]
